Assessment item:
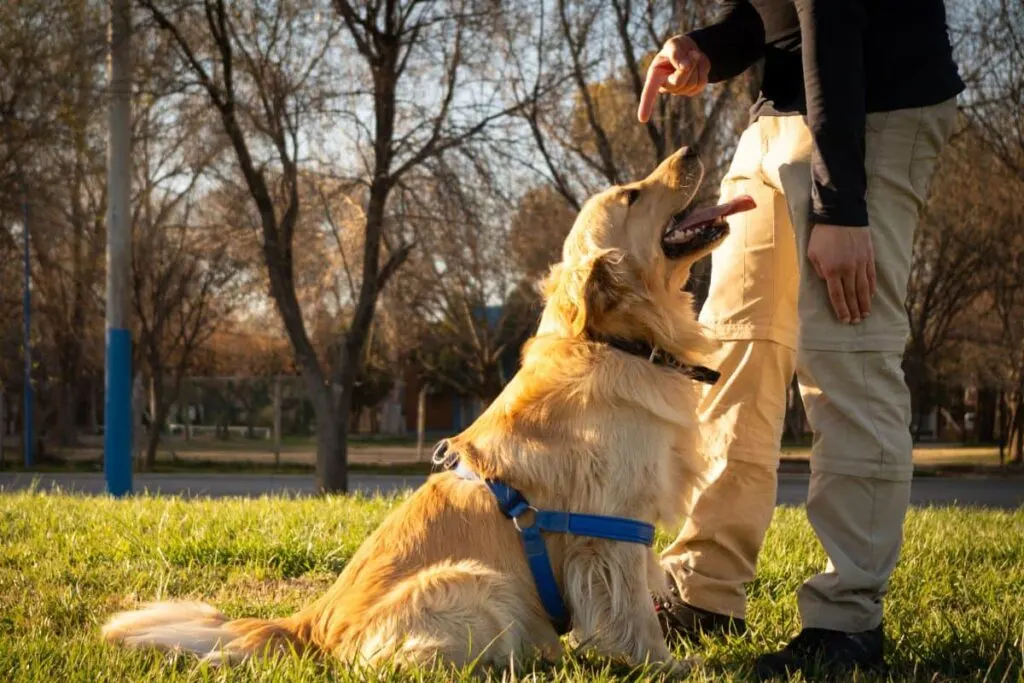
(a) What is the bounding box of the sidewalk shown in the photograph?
[29,440,1009,475]
[3,470,1022,507]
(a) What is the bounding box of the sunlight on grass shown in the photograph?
[0,492,1021,681]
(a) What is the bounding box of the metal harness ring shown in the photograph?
[512,505,539,532]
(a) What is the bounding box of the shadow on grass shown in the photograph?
[678,629,1023,682]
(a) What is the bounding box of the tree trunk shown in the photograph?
[961,387,970,445]
[183,381,193,441]
[998,390,1007,465]
[149,374,157,429]
[0,388,5,467]
[15,393,24,463]
[308,380,346,494]
[977,388,997,443]
[913,378,933,443]
[272,378,282,469]
[311,174,393,491]
[56,382,79,447]
[783,376,806,441]
[245,399,255,440]
[903,353,929,443]
[143,371,166,470]
[1009,390,1024,466]
[417,383,428,462]
[132,374,146,470]
[261,204,349,490]
[329,353,363,492]
[89,376,99,435]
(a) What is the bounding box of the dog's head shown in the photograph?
[538,147,754,363]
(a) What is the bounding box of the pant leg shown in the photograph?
[795,351,913,631]
[785,99,959,631]
[660,341,793,617]
[662,117,804,618]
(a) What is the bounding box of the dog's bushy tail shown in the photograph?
[101,601,308,664]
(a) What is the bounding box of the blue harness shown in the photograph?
[434,440,656,634]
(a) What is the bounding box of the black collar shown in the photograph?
[591,335,720,385]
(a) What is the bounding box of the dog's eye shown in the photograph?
[625,189,641,206]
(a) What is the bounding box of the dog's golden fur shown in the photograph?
[102,147,723,674]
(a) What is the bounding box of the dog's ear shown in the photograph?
[542,249,626,337]
[582,250,625,333]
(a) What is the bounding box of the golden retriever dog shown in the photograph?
[101,146,754,675]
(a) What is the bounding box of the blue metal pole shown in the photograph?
[104,0,132,496]
[22,196,33,468]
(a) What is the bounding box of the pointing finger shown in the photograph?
[638,57,672,122]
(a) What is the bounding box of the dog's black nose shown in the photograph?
[682,146,699,159]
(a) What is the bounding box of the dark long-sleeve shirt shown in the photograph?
[688,0,964,227]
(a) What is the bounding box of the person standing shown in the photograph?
[636,1,963,677]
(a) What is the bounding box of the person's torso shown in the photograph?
[749,0,965,118]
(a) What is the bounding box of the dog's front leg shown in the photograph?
[563,542,688,676]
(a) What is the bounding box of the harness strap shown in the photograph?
[484,478,570,631]
[532,510,656,545]
[447,444,655,634]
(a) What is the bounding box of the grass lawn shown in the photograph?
[0,493,1021,682]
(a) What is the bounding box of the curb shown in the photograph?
[778,458,1024,479]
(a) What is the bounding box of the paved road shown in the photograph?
[1,472,1021,508]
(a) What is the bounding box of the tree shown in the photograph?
[493,0,756,309]
[505,1,754,201]
[138,0,524,491]
[136,0,352,487]
[900,121,1024,452]
[954,0,1024,182]
[947,0,1024,456]
[1,0,108,448]
[509,185,578,280]
[384,153,540,402]
[904,127,1001,436]
[989,242,1024,463]
[0,0,91,209]
[132,158,242,467]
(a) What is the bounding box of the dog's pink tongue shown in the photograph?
[678,195,757,231]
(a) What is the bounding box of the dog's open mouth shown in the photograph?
[662,195,756,258]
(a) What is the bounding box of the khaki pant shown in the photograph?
[662,100,957,632]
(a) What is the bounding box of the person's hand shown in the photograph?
[807,225,877,324]
[637,35,711,123]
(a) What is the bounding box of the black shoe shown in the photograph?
[653,577,747,642]
[754,625,886,679]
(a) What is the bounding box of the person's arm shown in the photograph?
[687,0,766,83]
[798,0,876,325]
[796,0,868,227]
[637,2,764,122]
